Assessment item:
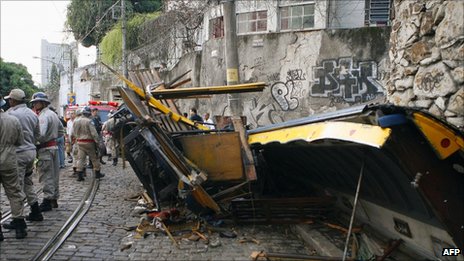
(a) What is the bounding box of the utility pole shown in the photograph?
[223,0,240,116]
[121,0,127,87]
[223,0,257,182]
[69,46,74,93]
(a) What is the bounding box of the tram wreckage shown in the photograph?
[102,63,463,260]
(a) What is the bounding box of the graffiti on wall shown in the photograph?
[245,97,284,129]
[417,72,444,93]
[310,58,385,103]
[271,69,307,111]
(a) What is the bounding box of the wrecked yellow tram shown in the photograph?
[104,63,463,260]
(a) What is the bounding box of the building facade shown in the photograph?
[40,39,78,86]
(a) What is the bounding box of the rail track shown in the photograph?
[31,173,100,261]
[0,172,100,261]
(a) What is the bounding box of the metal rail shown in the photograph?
[31,173,100,261]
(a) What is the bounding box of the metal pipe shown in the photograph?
[342,159,365,261]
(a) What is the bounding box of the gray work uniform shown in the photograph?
[7,103,40,205]
[0,111,26,218]
[36,106,63,201]
[102,118,117,158]
[72,116,100,172]
[71,116,81,169]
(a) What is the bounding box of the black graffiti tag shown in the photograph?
[418,72,444,92]
[310,58,384,103]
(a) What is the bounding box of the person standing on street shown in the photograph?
[189,108,203,122]
[3,89,44,229]
[0,94,28,240]
[31,92,63,212]
[90,107,106,165]
[72,106,105,181]
[204,113,215,130]
[102,111,118,166]
[65,110,76,163]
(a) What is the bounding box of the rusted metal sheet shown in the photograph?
[176,132,245,181]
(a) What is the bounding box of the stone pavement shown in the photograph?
[1,160,313,260]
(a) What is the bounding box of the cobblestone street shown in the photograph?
[1,161,312,260]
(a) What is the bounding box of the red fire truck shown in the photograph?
[65,100,119,122]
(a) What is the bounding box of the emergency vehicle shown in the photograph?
[65,100,119,122]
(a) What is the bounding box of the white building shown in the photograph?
[202,0,392,42]
[40,39,78,86]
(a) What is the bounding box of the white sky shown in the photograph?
[0,0,96,86]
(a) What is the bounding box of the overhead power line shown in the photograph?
[77,0,122,43]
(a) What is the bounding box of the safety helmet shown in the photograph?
[75,108,83,116]
[82,106,91,116]
[30,92,50,103]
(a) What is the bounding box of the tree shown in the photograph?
[47,64,60,93]
[0,58,40,99]
[66,0,162,47]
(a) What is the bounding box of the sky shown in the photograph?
[0,0,96,86]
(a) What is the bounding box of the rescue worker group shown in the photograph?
[0,89,118,241]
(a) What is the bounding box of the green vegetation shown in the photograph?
[46,64,61,96]
[66,0,162,48]
[0,58,40,99]
[100,12,160,65]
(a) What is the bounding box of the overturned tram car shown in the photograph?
[248,104,463,259]
[104,63,462,260]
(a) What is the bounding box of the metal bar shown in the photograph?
[101,62,209,131]
[152,82,266,99]
[166,69,191,88]
[342,159,365,261]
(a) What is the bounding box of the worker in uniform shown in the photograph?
[71,109,82,175]
[72,106,105,181]
[0,94,28,240]
[31,92,64,212]
[102,110,118,166]
[2,89,43,232]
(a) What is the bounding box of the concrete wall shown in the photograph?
[169,27,390,128]
[387,0,464,130]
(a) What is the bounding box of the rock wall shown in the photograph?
[168,27,391,128]
[387,0,464,129]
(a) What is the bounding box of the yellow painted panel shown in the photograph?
[413,112,463,159]
[176,132,244,181]
[248,122,392,148]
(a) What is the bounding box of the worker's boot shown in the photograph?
[12,218,27,239]
[112,158,118,166]
[50,199,58,209]
[95,170,105,179]
[77,171,85,181]
[26,202,44,221]
[0,223,3,242]
[39,199,53,212]
[72,167,77,176]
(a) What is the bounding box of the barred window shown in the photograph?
[237,10,267,34]
[280,4,315,30]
